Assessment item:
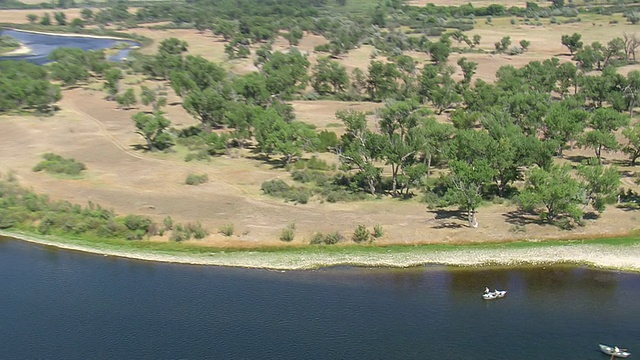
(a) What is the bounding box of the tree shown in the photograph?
[457,57,478,86]
[445,160,496,228]
[81,8,94,21]
[48,48,91,86]
[140,85,167,111]
[622,122,640,165]
[378,101,422,196]
[494,36,511,53]
[262,50,310,99]
[132,111,173,151]
[335,110,385,195]
[40,13,51,26]
[577,162,620,214]
[183,87,227,133]
[519,39,530,52]
[519,165,582,224]
[367,61,400,102]
[543,101,587,157]
[116,88,137,109]
[578,108,629,164]
[312,57,349,95]
[26,14,38,24]
[70,18,85,29]
[104,67,122,100]
[54,11,67,26]
[428,41,451,65]
[561,33,583,55]
[0,61,61,113]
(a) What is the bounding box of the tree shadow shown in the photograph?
[245,152,286,169]
[564,154,591,164]
[426,209,467,229]
[502,210,545,226]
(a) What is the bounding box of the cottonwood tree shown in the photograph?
[622,122,640,165]
[182,87,227,133]
[518,165,582,224]
[578,108,629,164]
[311,57,349,95]
[444,159,496,228]
[132,111,173,151]
[577,162,620,215]
[561,33,583,55]
[543,101,588,157]
[335,110,385,195]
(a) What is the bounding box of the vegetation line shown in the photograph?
[2,229,640,272]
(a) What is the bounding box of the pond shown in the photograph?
[0,29,140,64]
[0,236,638,359]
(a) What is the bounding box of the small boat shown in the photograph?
[599,344,631,358]
[482,289,507,300]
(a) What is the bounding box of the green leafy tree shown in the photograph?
[445,160,496,228]
[140,85,167,111]
[457,57,478,87]
[622,122,640,165]
[367,61,400,102]
[561,33,583,55]
[262,50,310,99]
[428,41,451,65]
[494,36,511,53]
[543,101,588,157]
[519,39,530,52]
[311,57,349,95]
[116,88,137,109]
[183,87,227,133]
[40,13,51,26]
[27,14,38,24]
[577,162,620,214]
[519,165,582,224]
[336,110,385,194]
[81,8,93,21]
[54,11,67,26]
[104,67,122,100]
[132,111,173,151]
[578,108,629,164]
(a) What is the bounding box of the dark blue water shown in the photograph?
[0,29,139,64]
[0,236,638,360]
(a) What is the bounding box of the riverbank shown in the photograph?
[2,43,31,55]
[3,229,640,271]
[5,28,138,42]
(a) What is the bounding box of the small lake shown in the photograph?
[0,236,638,360]
[0,29,140,64]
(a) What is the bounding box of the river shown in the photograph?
[0,236,638,359]
[0,29,139,64]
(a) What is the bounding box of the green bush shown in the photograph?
[373,224,384,238]
[324,231,344,245]
[310,232,325,245]
[352,224,370,243]
[33,153,86,176]
[219,223,234,237]
[261,179,291,196]
[187,221,208,239]
[185,173,209,185]
[279,223,296,242]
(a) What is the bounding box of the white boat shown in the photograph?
[482,289,507,300]
[599,344,631,358]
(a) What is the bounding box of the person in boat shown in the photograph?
[485,287,490,293]
[614,346,620,353]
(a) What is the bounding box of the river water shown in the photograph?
[0,236,638,360]
[0,29,139,64]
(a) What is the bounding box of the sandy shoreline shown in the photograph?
[2,43,31,55]
[2,230,640,272]
[6,28,140,43]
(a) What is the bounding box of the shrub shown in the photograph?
[33,153,86,176]
[187,221,208,239]
[310,232,325,245]
[373,224,384,238]
[185,173,208,185]
[279,223,296,242]
[352,224,370,243]
[170,223,191,242]
[324,231,344,245]
[163,215,173,230]
[261,179,291,196]
[219,223,234,236]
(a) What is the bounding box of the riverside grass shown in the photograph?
[3,228,640,271]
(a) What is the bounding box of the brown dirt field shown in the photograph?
[0,9,85,24]
[1,86,638,248]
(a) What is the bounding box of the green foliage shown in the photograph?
[33,153,86,176]
[280,223,296,242]
[310,231,344,245]
[116,88,137,109]
[219,223,235,237]
[133,111,173,151]
[261,179,291,196]
[0,61,61,113]
[373,224,383,238]
[185,173,209,186]
[352,224,370,243]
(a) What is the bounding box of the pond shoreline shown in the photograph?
[2,230,640,272]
